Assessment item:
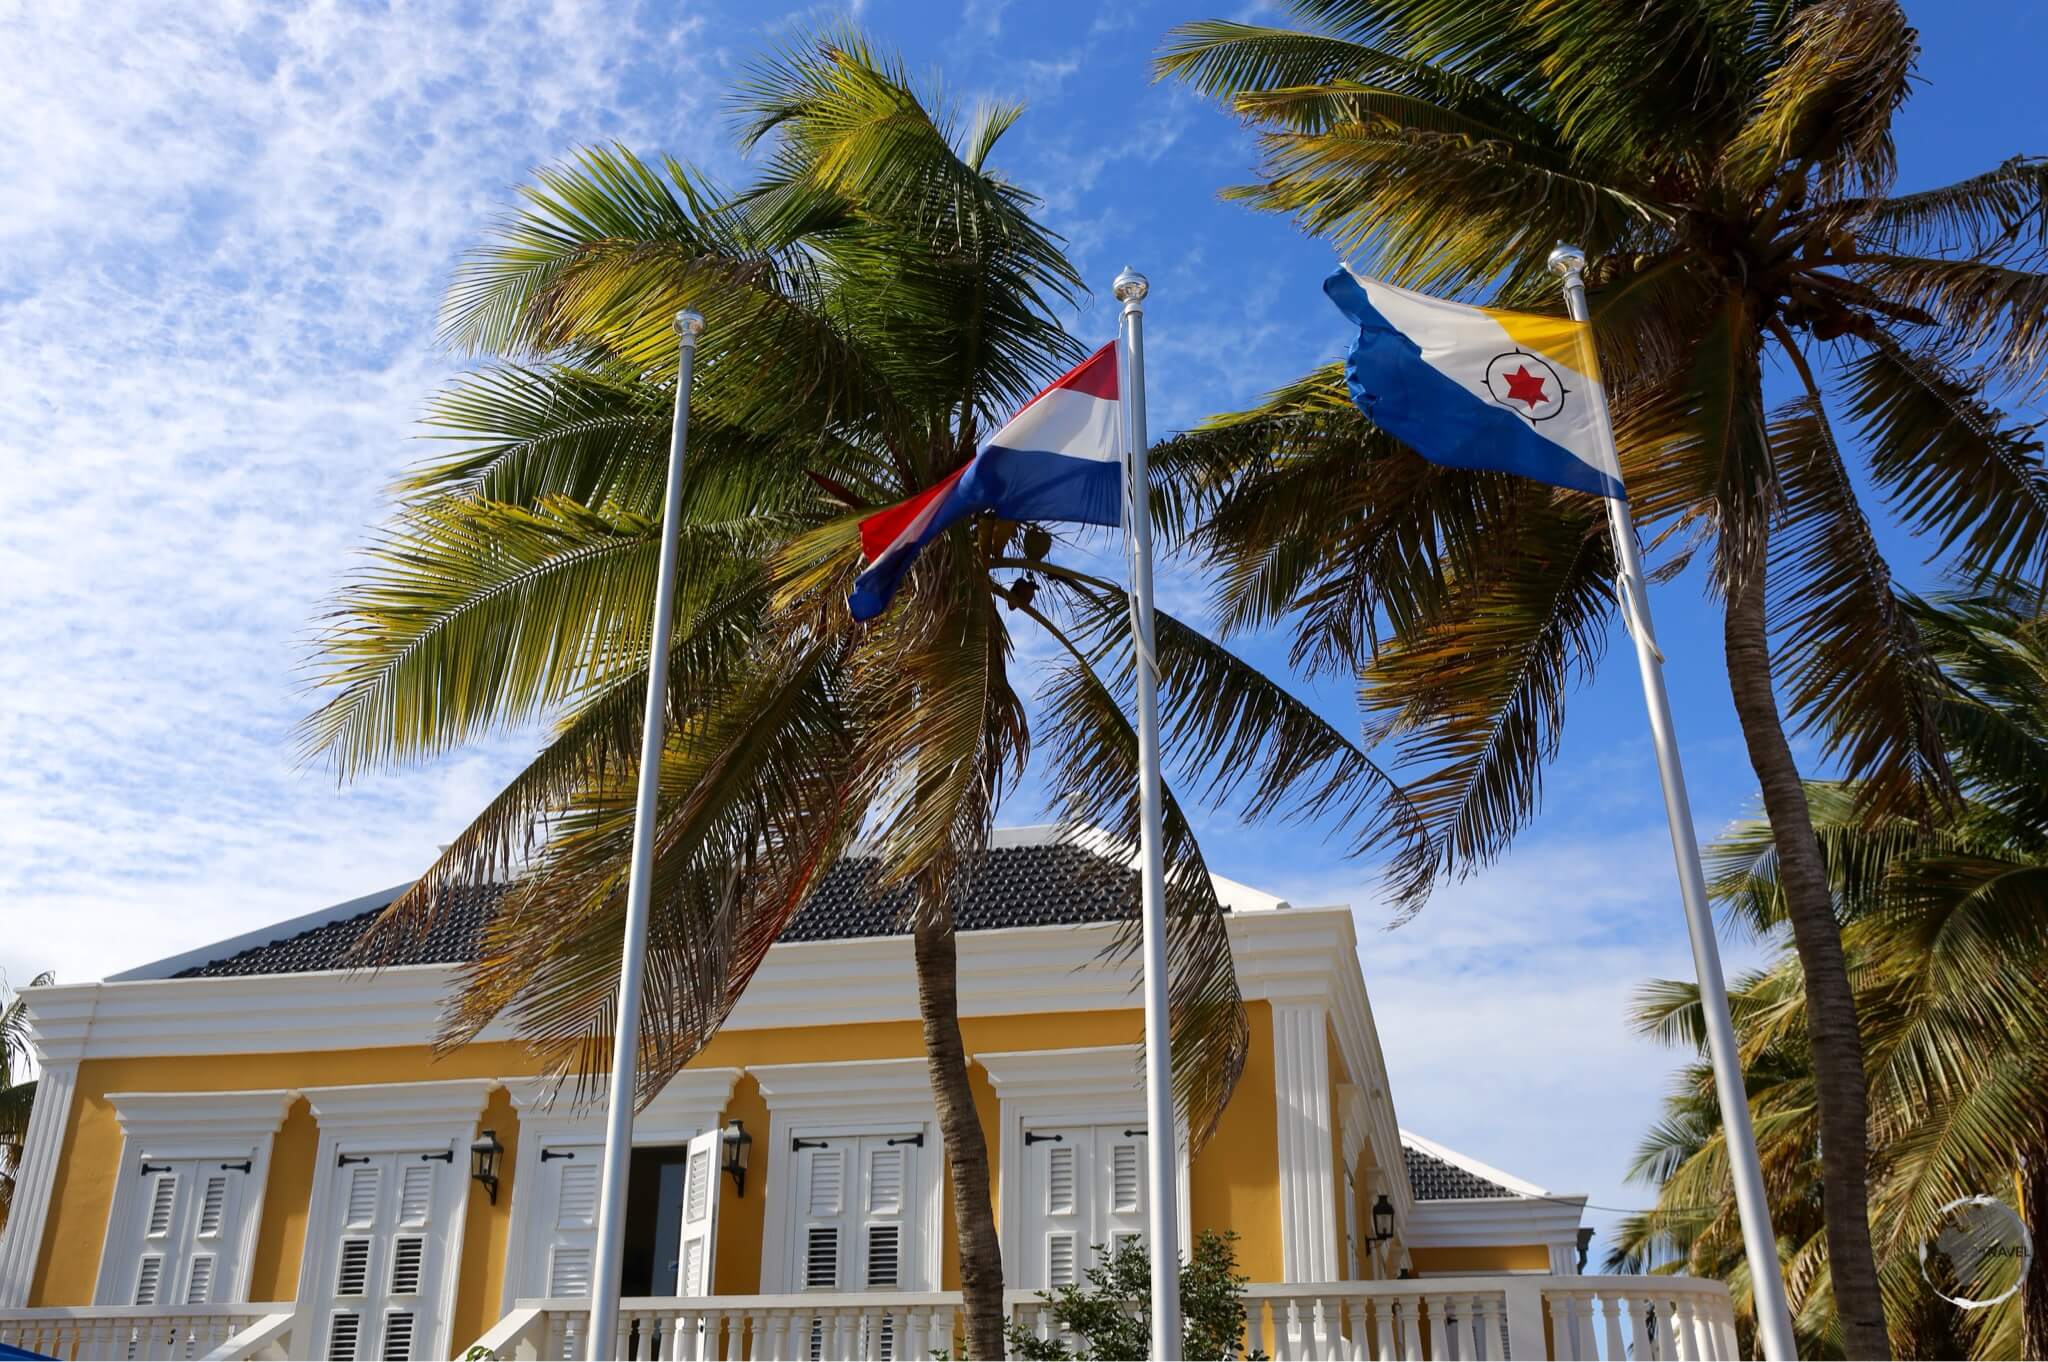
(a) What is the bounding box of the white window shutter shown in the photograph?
[1098,1128,1149,1257]
[315,1150,456,1362]
[857,1136,917,1290]
[674,1127,723,1297]
[113,1156,257,1312]
[523,1144,601,1303]
[145,1170,180,1238]
[795,1140,847,1292]
[1022,1129,1089,1290]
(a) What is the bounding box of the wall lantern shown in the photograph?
[1372,1193,1396,1242]
[470,1129,503,1205]
[721,1120,752,1197]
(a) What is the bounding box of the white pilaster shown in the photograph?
[0,1060,78,1307]
[1272,1002,1337,1283]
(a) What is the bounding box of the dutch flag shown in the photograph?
[849,342,1121,621]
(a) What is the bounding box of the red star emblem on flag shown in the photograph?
[1499,364,1549,408]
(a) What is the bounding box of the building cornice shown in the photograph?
[1403,1194,1589,1249]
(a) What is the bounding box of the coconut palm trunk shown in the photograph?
[1722,535,1887,1359]
[913,924,1005,1355]
[2025,1128,2048,1361]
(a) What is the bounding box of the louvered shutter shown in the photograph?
[184,1168,243,1305]
[674,1127,723,1297]
[1016,1124,1159,1290]
[858,1138,912,1290]
[315,1148,459,1362]
[1098,1127,1149,1258]
[513,1141,600,1303]
[1021,1128,1089,1288]
[132,1168,184,1305]
[116,1157,255,1309]
[795,1141,847,1290]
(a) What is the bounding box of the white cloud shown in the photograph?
[0,0,724,988]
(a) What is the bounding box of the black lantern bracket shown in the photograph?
[722,1120,753,1198]
[470,1129,504,1205]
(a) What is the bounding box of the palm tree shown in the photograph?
[1613,585,2048,1358]
[0,971,51,1239]
[1155,4,2048,1350]
[303,34,1429,1353]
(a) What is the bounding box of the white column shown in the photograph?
[0,1060,79,1307]
[1548,1242,1579,1276]
[1272,1003,1337,1282]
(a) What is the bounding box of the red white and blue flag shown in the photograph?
[850,342,1121,620]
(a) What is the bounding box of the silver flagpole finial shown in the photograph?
[675,308,705,340]
[1112,266,1148,305]
[1546,243,1588,281]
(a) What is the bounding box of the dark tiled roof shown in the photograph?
[1404,1144,1521,1201]
[175,843,1143,979]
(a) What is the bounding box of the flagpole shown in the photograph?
[1547,245,1799,1362]
[1114,265,1184,1360]
[587,307,704,1362]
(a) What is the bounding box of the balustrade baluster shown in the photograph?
[1672,1294,1697,1362]
[1405,1296,1425,1362]
[1686,1294,1718,1362]
[1598,1288,1625,1360]
[1345,1296,1371,1361]
[1573,1289,1599,1361]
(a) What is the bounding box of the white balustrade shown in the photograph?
[0,1305,292,1361]
[1539,1278,1742,1361]
[462,1272,1738,1361]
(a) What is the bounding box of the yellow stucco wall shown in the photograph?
[1407,1244,1554,1274]
[29,1001,1288,1345]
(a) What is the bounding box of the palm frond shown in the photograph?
[1840,337,2048,585]
[1765,386,1951,818]
[301,495,783,777]
[1358,490,1614,878]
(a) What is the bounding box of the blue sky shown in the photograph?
[3,1,2039,1262]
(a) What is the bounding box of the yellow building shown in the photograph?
[0,828,1738,1360]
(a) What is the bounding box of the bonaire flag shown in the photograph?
[850,342,1121,620]
[1324,266,1625,500]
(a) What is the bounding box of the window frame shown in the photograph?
[751,1059,943,1294]
[92,1088,293,1309]
[291,1079,495,1362]
[977,1046,1193,1290]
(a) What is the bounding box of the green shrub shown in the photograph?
[1002,1229,1265,1360]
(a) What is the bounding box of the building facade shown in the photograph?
[0,828,1738,1360]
